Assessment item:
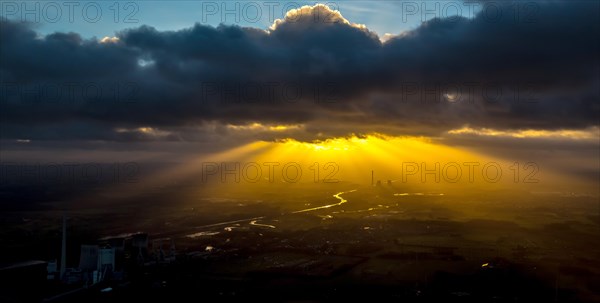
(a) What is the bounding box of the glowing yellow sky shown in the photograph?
[273,136,473,180]
[75,130,598,209]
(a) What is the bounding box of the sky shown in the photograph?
[0,1,599,190]
[1,1,482,38]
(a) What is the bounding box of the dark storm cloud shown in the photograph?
[0,2,598,142]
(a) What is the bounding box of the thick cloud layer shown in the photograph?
[1,2,598,142]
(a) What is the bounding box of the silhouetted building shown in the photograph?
[79,245,99,271]
[98,247,116,272]
[47,259,58,280]
[132,233,149,250]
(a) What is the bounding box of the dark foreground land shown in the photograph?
[1,180,599,302]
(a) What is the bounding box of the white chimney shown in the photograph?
[60,214,67,279]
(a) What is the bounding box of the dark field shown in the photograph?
[1,176,599,302]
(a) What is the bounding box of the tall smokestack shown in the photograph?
[60,214,67,280]
[371,170,374,186]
